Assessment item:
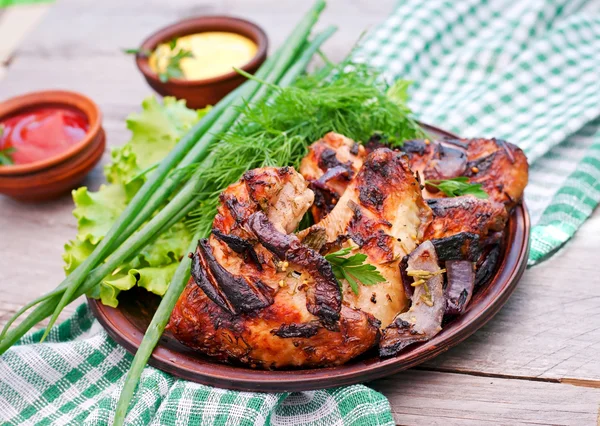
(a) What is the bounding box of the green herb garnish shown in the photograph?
[0,147,14,166]
[425,177,488,199]
[387,78,412,106]
[0,126,15,166]
[187,64,423,235]
[158,40,194,82]
[325,247,386,295]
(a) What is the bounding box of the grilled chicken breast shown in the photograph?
[299,148,432,328]
[402,138,528,208]
[168,167,380,369]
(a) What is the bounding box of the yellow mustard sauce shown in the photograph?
[149,32,258,81]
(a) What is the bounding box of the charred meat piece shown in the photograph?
[299,132,367,222]
[462,138,528,207]
[380,241,446,357]
[424,196,507,262]
[402,138,528,208]
[248,211,341,330]
[169,166,379,369]
[425,196,507,238]
[299,148,433,328]
[191,239,273,315]
[170,284,380,369]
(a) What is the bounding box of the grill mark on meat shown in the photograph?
[221,195,248,225]
[272,322,320,338]
[190,251,229,311]
[193,239,274,315]
[430,232,481,261]
[465,152,497,176]
[359,186,386,211]
[345,202,395,262]
[248,211,342,330]
[211,229,262,270]
[379,318,427,357]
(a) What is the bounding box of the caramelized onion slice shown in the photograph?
[380,241,446,357]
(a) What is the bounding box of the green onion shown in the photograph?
[112,234,199,426]
[112,25,337,425]
[1,0,328,350]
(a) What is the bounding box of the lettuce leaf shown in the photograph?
[64,96,207,306]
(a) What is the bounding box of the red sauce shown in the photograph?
[0,106,89,165]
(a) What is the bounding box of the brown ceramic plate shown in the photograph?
[88,124,530,392]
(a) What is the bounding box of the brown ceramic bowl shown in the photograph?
[88,124,531,392]
[0,90,104,202]
[135,16,268,109]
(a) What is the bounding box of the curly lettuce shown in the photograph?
[63,97,208,307]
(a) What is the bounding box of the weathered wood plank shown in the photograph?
[372,370,600,426]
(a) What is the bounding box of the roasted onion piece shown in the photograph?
[380,241,446,357]
[444,260,475,316]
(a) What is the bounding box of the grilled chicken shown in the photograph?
[298,134,528,357]
[299,148,432,328]
[401,138,528,208]
[299,132,367,222]
[168,167,380,369]
[170,131,528,366]
[424,196,508,261]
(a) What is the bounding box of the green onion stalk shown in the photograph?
[43,0,328,339]
[112,25,337,426]
[0,0,328,352]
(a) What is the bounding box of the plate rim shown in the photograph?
[88,124,531,392]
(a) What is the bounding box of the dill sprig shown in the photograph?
[187,64,424,235]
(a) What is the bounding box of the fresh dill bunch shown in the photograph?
[186,64,424,236]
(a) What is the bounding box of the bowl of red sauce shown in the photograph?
[0,90,104,201]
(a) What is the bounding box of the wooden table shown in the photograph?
[1,1,599,424]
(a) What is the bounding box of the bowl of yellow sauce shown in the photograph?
[135,17,268,108]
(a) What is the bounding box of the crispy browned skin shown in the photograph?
[168,166,380,369]
[170,283,379,369]
[299,132,367,222]
[299,148,432,328]
[402,138,529,208]
[424,196,508,241]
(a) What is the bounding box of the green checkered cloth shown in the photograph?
[0,305,393,425]
[353,0,600,266]
[2,0,600,424]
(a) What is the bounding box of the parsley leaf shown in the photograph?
[0,147,15,166]
[425,177,488,199]
[158,45,194,83]
[325,248,386,295]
